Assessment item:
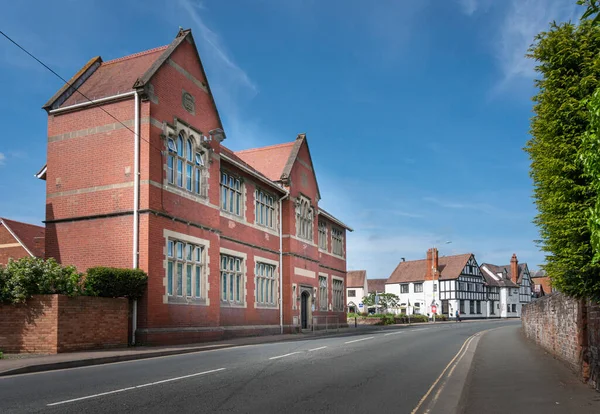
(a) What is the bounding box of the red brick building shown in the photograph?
[0,218,45,265]
[38,29,351,344]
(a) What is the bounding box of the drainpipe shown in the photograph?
[132,90,140,345]
[279,191,290,334]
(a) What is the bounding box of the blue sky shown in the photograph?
[0,0,584,277]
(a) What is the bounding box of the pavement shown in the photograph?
[0,320,598,413]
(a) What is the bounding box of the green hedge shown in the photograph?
[0,257,83,304]
[85,267,148,300]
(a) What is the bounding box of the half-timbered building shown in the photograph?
[385,248,487,319]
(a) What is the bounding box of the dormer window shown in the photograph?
[166,132,206,196]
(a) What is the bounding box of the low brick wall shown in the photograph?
[522,293,600,391]
[0,294,128,353]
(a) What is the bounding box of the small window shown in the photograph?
[195,152,204,166]
[512,304,516,313]
[433,283,437,292]
[400,284,409,294]
[167,138,177,152]
[348,289,356,297]
[414,283,423,293]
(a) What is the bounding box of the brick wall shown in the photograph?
[0,295,128,353]
[0,224,30,265]
[522,293,600,391]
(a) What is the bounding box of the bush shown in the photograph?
[0,257,83,304]
[347,312,361,319]
[434,314,449,321]
[85,267,148,299]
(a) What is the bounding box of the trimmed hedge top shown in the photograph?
[0,258,148,304]
[85,267,148,300]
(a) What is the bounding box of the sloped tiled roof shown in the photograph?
[347,270,366,288]
[480,263,519,288]
[532,275,553,295]
[367,278,387,294]
[0,218,45,258]
[59,46,168,108]
[387,254,472,284]
[235,141,295,182]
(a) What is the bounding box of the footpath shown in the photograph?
[0,319,471,377]
[459,325,600,413]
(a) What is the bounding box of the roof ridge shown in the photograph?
[102,45,169,66]
[235,141,295,154]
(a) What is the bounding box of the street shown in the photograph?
[0,320,517,414]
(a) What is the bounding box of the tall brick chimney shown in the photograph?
[432,247,439,278]
[425,248,433,280]
[510,254,519,284]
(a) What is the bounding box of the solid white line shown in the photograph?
[344,336,374,344]
[412,328,431,331]
[47,368,226,406]
[308,346,327,352]
[269,352,300,360]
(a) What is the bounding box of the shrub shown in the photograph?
[0,257,83,304]
[347,312,361,319]
[85,267,148,300]
[434,314,449,321]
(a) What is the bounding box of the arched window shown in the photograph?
[167,131,205,195]
[186,139,193,191]
[296,196,313,241]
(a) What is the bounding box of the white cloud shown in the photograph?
[495,0,578,86]
[459,0,479,15]
[0,152,5,166]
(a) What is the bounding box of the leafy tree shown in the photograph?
[579,0,600,25]
[362,292,399,312]
[525,19,600,300]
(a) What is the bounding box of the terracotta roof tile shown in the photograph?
[60,46,168,107]
[480,263,519,288]
[347,270,366,288]
[367,278,387,294]
[0,218,45,258]
[387,254,472,284]
[235,141,295,181]
[532,275,553,295]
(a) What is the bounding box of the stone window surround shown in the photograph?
[162,119,209,198]
[162,229,211,306]
[318,273,328,311]
[220,170,244,217]
[295,194,315,242]
[254,186,277,231]
[219,247,248,309]
[318,220,328,251]
[254,255,280,310]
[331,226,344,257]
[331,275,344,311]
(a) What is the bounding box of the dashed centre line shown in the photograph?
[345,337,374,344]
[269,352,300,360]
[308,346,327,352]
[384,331,405,336]
[47,368,227,406]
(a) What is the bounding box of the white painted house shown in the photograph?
[385,248,487,319]
[480,254,533,318]
[346,270,368,313]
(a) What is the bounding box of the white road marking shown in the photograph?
[269,352,300,360]
[308,346,327,352]
[344,336,374,344]
[384,331,405,336]
[47,368,226,406]
[413,328,431,331]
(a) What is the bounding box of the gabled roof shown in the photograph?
[367,278,387,294]
[387,254,472,284]
[347,270,366,288]
[43,29,224,131]
[532,275,553,295]
[318,208,353,231]
[220,146,287,194]
[235,133,322,200]
[0,218,45,258]
[235,141,295,182]
[480,263,519,288]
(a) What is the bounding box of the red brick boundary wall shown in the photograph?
[522,293,600,391]
[0,294,128,353]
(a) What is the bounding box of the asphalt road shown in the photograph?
[0,320,519,414]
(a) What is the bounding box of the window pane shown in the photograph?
[195,168,200,194]
[186,140,193,162]
[176,242,183,259]
[236,259,241,272]
[230,274,234,300]
[187,244,193,260]
[168,138,176,152]
[236,275,241,302]
[270,280,274,304]
[168,240,174,257]
[167,156,174,184]
[235,192,240,215]
[186,164,192,191]
[195,247,201,263]
[195,152,204,166]
[186,264,192,296]
[167,261,173,296]
[222,186,227,209]
[177,263,183,296]
[177,160,183,187]
[256,276,259,302]
[177,135,183,156]
[195,266,201,298]
[221,173,227,184]
[222,273,227,300]
[229,189,234,213]
[260,203,264,224]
